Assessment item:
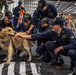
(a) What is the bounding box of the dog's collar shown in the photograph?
[2,39,10,46]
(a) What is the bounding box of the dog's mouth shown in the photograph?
[8,34,15,37]
[8,31,16,37]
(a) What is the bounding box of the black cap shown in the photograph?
[38,0,46,11]
[18,0,22,4]
[23,14,31,21]
[5,11,12,19]
[49,17,64,27]
[40,17,50,24]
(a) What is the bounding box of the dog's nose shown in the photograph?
[14,31,17,34]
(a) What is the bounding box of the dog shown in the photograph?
[0,27,33,64]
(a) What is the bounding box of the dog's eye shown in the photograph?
[9,29,11,31]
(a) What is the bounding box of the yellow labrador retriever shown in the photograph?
[0,27,33,64]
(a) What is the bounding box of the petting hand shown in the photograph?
[41,42,45,46]
[54,46,63,55]
[14,32,31,39]
[26,30,30,34]
[14,33,23,40]
[14,36,22,40]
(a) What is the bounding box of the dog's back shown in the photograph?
[12,32,33,49]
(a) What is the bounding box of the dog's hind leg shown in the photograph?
[27,49,32,62]
[23,40,32,61]
[24,46,32,61]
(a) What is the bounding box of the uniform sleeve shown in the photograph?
[31,10,40,26]
[63,30,76,50]
[31,30,52,40]
[0,20,3,31]
[13,7,26,17]
[13,7,19,17]
[23,7,26,12]
[48,4,57,19]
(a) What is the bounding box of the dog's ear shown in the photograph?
[0,32,3,42]
[0,32,3,38]
[1,28,5,34]
[1,28,6,38]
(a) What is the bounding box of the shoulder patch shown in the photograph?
[61,34,67,39]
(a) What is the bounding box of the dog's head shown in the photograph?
[0,27,15,42]
[1,27,15,37]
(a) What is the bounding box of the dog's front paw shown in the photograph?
[27,59,31,62]
[5,61,10,65]
[3,58,7,61]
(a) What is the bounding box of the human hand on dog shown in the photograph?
[54,46,63,55]
[15,33,32,39]
[14,33,23,40]
[14,36,22,40]
[26,30,30,34]
[15,34,23,38]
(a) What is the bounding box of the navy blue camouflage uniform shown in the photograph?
[13,5,26,29]
[31,28,76,66]
[0,11,13,31]
[16,23,35,34]
[35,17,51,61]
[0,19,13,31]
[31,3,57,29]
[15,23,30,32]
[36,24,51,62]
[15,13,36,34]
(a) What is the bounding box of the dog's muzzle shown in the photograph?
[8,31,16,37]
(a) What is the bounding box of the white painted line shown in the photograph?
[8,62,15,75]
[30,63,40,75]
[19,62,26,75]
[68,72,73,75]
[0,63,4,75]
